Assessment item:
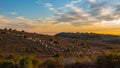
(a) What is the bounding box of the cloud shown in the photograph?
[44,3,57,12]
[102,19,120,26]
[88,0,96,3]
[115,5,120,11]
[11,12,17,15]
[0,15,57,30]
[54,4,97,26]
[1,0,120,30]
[0,16,37,29]
[36,0,120,27]
[70,0,82,4]
[45,3,53,7]
[51,0,120,26]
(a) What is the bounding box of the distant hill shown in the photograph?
[55,32,120,45]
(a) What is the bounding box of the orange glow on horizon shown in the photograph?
[22,23,120,36]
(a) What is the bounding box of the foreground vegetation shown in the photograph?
[0,50,120,68]
[96,50,120,68]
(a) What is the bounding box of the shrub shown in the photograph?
[55,56,64,68]
[31,57,40,68]
[8,28,12,31]
[80,43,84,46]
[72,61,93,68]
[95,51,120,68]
[53,52,62,58]
[33,46,41,52]
[72,61,83,68]
[42,58,57,68]
[7,54,17,60]
[21,47,26,52]
[20,57,33,68]
[21,30,25,33]
[4,28,7,31]
[0,61,15,68]
[1,31,6,34]
[6,54,20,64]
[23,35,27,39]
[20,57,40,68]
[53,40,59,44]
[42,56,64,68]
[66,48,71,52]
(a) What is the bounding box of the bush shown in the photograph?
[53,40,59,44]
[20,57,40,68]
[7,54,17,60]
[72,61,94,68]
[0,61,15,68]
[20,57,33,68]
[53,52,62,58]
[80,43,84,46]
[55,56,64,68]
[31,57,40,68]
[66,48,71,52]
[72,62,83,68]
[42,58,57,68]
[42,56,64,68]
[95,51,120,68]
[6,54,19,63]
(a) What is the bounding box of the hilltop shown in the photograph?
[55,32,120,45]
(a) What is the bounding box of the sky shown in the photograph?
[0,0,120,35]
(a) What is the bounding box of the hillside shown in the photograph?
[0,28,120,68]
[55,32,120,45]
[0,29,119,57]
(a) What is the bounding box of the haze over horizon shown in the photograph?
[0,0,120,35]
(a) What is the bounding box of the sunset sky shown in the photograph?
[0,0,120,35]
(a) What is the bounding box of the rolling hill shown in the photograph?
[0,28,120,68]
[55,32,120,45]
[0,29,119,57]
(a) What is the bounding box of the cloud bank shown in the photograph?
[43,0,120,26]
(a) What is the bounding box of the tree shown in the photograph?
[9,28,12,31]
